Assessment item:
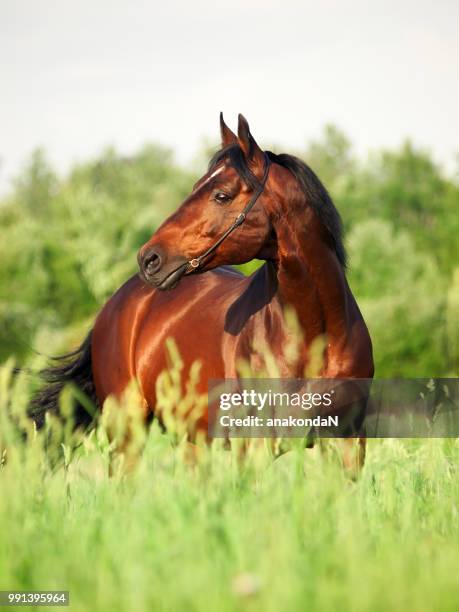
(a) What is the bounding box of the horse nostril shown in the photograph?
[143,250,162,276]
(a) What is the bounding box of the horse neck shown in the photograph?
[273,208,353,357]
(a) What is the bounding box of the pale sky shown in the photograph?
[1,0,458,193]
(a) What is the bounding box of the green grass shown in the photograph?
[1,365,459,612]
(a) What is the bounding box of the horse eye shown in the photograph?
[214,192,231,205]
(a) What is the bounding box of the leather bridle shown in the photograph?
[186,152,271,271]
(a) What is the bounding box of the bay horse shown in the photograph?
[31,114,374,470]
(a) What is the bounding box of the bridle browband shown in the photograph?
[186,152,271,271]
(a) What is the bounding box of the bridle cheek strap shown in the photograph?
[187,153,271,270]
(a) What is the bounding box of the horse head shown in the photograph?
[138,114,277,290]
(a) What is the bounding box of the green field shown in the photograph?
[1,365,459,612]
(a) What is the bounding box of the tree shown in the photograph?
[12,148,57,215]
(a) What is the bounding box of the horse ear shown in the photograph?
[220,112,237,147]
[237,114,264,166]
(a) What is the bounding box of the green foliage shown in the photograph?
[12,148,57,214]
[1,368,459,611]
[446,269,459,373]
[0,130,457,374]
[347,220,445,375]
[306,124,355,188]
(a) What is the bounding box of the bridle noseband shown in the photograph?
[187,152,271,271]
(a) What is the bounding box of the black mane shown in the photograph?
[209,145,347,267]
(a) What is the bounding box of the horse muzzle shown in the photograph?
[138,246,189,290]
